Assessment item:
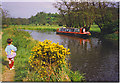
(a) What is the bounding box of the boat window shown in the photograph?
[75,29,80,32]
[63,28,65,31]
[71,29,75,32]
[65,29,69,32]
[69,29,71,32]
[59,28,62,31]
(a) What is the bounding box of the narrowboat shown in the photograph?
[56,27,91,38]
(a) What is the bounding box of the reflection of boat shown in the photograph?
[56,34,91,46]
[79,38,90,45]
[56,27,91,38]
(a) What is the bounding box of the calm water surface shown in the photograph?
[25,30,119,82]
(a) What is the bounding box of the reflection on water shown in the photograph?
[25,30,119,82]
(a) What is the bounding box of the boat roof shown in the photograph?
[60,27,80,29]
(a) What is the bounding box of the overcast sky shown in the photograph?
[2,0,120,2]
[2,0,56,2]
[2,2,58,18]
[2,0,119,18]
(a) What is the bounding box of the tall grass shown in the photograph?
[2,26,85,82]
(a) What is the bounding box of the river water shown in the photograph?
[24,30,119,82]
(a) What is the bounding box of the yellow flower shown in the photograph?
[44,70,46,73]
[29,39,71,72]
[52,56,55,58]
[67,52,71,55]
[43,62,45,64]
[67,48,70,51]
[41,66,44,68]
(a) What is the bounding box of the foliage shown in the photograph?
[54,1,96,28]
[54,1,119,33]
[90,24,101,32]
[101,20,118,34]
[94,2,119,34]
[29,40,70,68]
[2,9,10,28]
[29,12,60,25]
[103,33,118,40]
[2,11,60,26]
[28,40,84,81]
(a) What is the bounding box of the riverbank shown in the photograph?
[10,25,61,31]
[90,25,118,40]
[2,27,85,82]
[6,24,118,40]
[103,33,118,40]
[9,24,101,32]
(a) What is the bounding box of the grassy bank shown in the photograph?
[2,26,85,82]
[2,27,37,81]
[90,25,118,40]
[10,25,61,31]
[7,25,118,40]
[103,33,118,40]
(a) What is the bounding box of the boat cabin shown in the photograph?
[58,28,85,33]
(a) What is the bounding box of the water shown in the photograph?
[24,30,119,82]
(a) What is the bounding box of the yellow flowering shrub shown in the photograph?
[28,39,71,81]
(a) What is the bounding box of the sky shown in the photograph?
[2,0,120,2]
[2,0,57,2]
[2,2,58,18]
[2,0,119,18]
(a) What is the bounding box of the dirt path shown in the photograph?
[2,48,15,82]
[1,32,15,82]
[2,65,15,81]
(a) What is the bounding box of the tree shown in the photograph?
[54,0,119,34]
[94,2,119,34]
[2,9,10,27]
[54,0,96,29]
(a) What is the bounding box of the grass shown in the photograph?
[90,25,101,33]
[10,25,61,31]
[1,52,7,73]
[103,33,118,40]
[2,26,85,82]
